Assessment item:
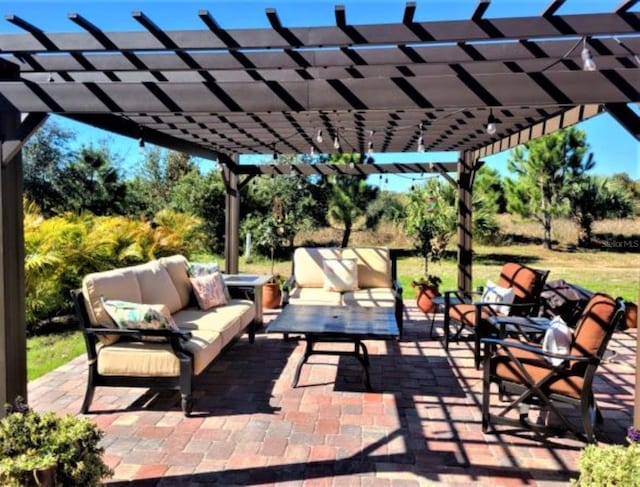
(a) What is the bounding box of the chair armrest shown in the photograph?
[443,289,477,304]
[481,337,597,365]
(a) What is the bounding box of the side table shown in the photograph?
[223,274,273,335]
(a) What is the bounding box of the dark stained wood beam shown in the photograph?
[1,112,48,165]
[605,103,640,140]
[542,0,566,17]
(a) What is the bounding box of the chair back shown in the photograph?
[571,293,625,360]
[497,262,549,316]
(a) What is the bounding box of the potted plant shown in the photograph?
[0,397,113,487]
[405,180,456,314]
[254,214,290,309]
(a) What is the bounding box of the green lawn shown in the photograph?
[27,330,85,381]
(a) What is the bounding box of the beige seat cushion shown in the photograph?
[287,287,343,306]
[342,247,391,289]
[293,247,342,288]
[97,327,224,377]
[159,255,192,309]
[173,299,255,346]
[343,288,396,308]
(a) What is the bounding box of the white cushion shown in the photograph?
[542,316,573,366]
[323,258,358,292]
[481,279,515,315]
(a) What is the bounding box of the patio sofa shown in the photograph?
[282,247,404,336]
[71,254,256,416]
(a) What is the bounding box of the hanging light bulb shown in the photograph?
[333,135,340,150]
[138,137,145,155]
[486,109,497,135]
[417,135,425,153]
[310,146,315,156]
[316,129,323,144]
[581,38,596,71]
[367,140,374,154]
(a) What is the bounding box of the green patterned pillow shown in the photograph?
[101,298,179,333]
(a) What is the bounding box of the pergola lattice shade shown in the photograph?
[0,3,638,162]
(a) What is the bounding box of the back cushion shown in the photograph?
[134,260,183,313]
[571,293,617,358]
[82,268,143,345]
[159,255,192,309]
[497,262,540,300]
[342,247,391,288]
[294,247,342,288]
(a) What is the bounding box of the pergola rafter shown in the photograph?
[0,2,639,412]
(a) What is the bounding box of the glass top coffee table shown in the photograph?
[266,305,399,391]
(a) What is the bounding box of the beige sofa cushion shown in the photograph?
[83,268,143,345]
[134,260,183,313]
[173,299,255,346]
[159,255,192,309]
[293,247,342,288]
[343,288,396,308]
[342,247,391,289]
[288,287,343,306]
[97,341,183,377]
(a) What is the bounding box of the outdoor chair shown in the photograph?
[480,293,625,443]
[443,262,550,368]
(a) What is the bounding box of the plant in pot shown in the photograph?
[254,214,291,309]
[405,179,456,314]
[0,397,113,487]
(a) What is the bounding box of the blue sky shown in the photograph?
[2,1,638,192]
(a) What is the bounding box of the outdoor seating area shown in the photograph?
[27,301,636,485]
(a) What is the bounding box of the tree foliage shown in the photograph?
[565,175,634,246]
[404,178,456,277]
[504,127,595,249]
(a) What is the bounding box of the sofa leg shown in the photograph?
[80,367,97,414]
[181,394,193,416]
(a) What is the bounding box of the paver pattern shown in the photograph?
[28,302,637,486]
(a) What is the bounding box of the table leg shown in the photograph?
[292,336,314,388]
[355,340,372,391]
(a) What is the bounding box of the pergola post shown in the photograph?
[456,153,475,293]
[0,62,27,413]
[222,160,240,274]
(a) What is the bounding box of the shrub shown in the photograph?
[572,427,640,486]
[0,398,113,486]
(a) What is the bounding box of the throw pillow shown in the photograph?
[190,271,228,310]
[101,298,179,341]
[323,258,358,292]
[542,316,573,366]
[481,279,515,315]
[186,261,231,300]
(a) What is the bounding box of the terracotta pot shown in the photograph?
[624,301,638,329]
[262,282,282,309]
[416,285,440,314]
[26,466,56,487]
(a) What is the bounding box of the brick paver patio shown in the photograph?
[28,302,637,486]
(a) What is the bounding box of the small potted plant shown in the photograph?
[411,274,443,314]
[255,215,289,309]
[0,397,113,487]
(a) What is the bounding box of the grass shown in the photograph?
[27,330,85,381]
[27,216,639,381]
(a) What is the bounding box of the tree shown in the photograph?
[23,120,76,217]
[56,146,128,216]
[565,175,634,247]
[326,171,379,248]
[404,178,456,278]
[504,128,595,249]
[472,165,504,243]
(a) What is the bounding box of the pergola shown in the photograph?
[0,1,638,414]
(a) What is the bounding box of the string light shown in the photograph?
[417,123,425,152]
[333,134,340,150]
[316,129,323,144]
[486,109,497,135]
[138,137,145,155]
[581,38,596,71]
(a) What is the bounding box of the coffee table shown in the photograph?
[266,305,399,391]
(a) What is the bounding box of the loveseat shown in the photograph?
[71,254,256,416]
[282,247,404,336]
